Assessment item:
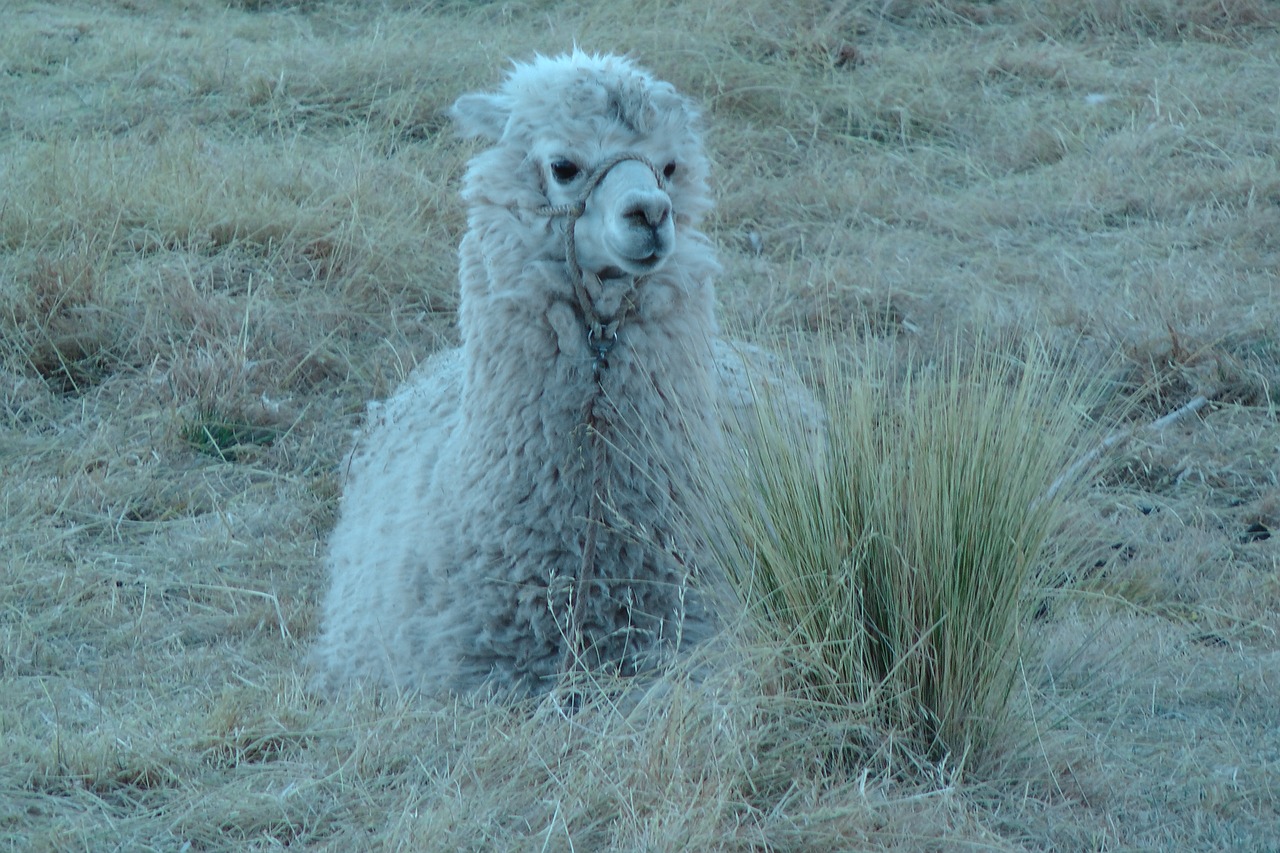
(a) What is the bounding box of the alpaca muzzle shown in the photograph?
[601,170,674,272]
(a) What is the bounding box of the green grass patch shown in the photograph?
[181,409,279,462]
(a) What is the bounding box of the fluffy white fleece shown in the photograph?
[310,52,812,697]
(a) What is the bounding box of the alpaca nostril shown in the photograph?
[624,207,649,228]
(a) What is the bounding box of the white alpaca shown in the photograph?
[311,52,810,697]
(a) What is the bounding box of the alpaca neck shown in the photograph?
[459,219,716,391]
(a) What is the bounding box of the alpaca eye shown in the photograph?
[550,159,581,183]
[663,161,677,179]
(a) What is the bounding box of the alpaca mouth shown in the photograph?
[594,252,664,281]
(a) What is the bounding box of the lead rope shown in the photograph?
[537,153,667,679]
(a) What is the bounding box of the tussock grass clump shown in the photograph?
[722,339,1105,763]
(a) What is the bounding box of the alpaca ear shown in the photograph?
[450,92,510,141]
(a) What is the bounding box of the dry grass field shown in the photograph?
[2,0,1278,849]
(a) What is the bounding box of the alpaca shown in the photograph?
[311,51,808,697]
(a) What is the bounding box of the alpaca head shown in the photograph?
[450,51,713,282]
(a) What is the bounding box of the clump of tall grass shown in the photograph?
[720,338,1106,765]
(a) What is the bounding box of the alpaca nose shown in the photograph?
[622,193,671,230]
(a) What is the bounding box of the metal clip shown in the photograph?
[587,323,619,378]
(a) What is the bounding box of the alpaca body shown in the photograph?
[316,255,726,696]
[312,53,743,696]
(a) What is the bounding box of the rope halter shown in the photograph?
[535,152,669,379]
[534,153,670,681]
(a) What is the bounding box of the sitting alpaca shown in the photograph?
[311,51,809,697]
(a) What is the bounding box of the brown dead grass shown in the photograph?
[2,0,1277,849]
